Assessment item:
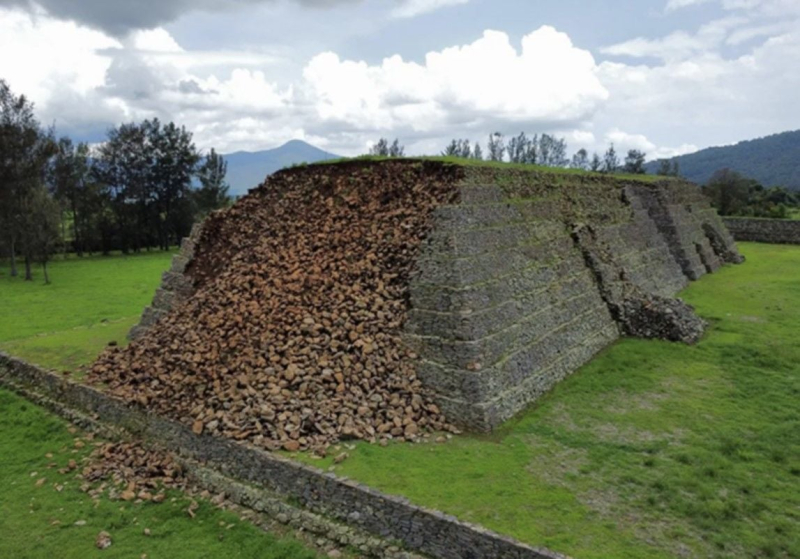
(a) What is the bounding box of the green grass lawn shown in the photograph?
[0,251,324,558]
[2,244,798,559]
[0,251,173,372]
[298,242,800,559]
[0,388,322,559]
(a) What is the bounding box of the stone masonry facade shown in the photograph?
[403,169,742,431]
[128,223,201,341]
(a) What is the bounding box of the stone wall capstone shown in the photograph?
[723,217,800,244]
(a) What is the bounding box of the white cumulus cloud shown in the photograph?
[304,27,609,135]
[605,129,698,159]
[0,7,119,104]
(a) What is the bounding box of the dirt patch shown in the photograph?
[524,435,589,486]
[603,390,670,414]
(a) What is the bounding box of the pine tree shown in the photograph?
[487,132,505,162]
[590,153,602,172]
[389,139,405,157]
[195,149,231,217]
[442,139,460,157]
[0,79,54,277]
[623,149,647,174]
[602,144,619,174]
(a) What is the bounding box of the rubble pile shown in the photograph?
[80,441,187,501]
[90,161,463,452]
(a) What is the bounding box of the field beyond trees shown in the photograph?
[1,244,798,559]
[0,251,173,373]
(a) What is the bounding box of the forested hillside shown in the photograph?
[647,130,800,188]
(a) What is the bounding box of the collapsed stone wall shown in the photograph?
[123,161,742,435]
[723,217,800,244]
[100,162,463,452]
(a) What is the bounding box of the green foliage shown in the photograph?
[368,138,404,157]
[442,138,473,159]
[537,133,568,167]
[602,143,619,173]
[297,243,800,559]
[20,183,62,283]
[656,158,680,177]
[487,132,505,162]
[49,138,100,256]
[194,148,232,217]
[93,118,200,252]
[0,79,59,280]
[0,389,321,559]
[3,81,232,267]
[590,152,602,172]
[311,154,664,183]
[623,149,647,174]
[703,168,799,217]
[506,132,528,163]
[570,148,589,171]
[470,132,568,167]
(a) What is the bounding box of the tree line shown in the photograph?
[0,80,231,283]
[370,132,681,176]
[372,134,799,218]
[702,168,799,218]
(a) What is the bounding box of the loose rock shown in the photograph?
[95,531,112,550]
[89,162,462,452]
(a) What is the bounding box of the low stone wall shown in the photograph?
[0,351,567,559]
[723,217,800,244]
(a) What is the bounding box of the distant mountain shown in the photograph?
[646,130,800,189]
[222,140,341,196]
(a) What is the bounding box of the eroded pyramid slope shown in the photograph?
[93,160,742,447]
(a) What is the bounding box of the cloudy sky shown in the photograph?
[1,0,798,159]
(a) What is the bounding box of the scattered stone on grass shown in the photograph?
[95,531,112,550]
[78,441,187,503]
